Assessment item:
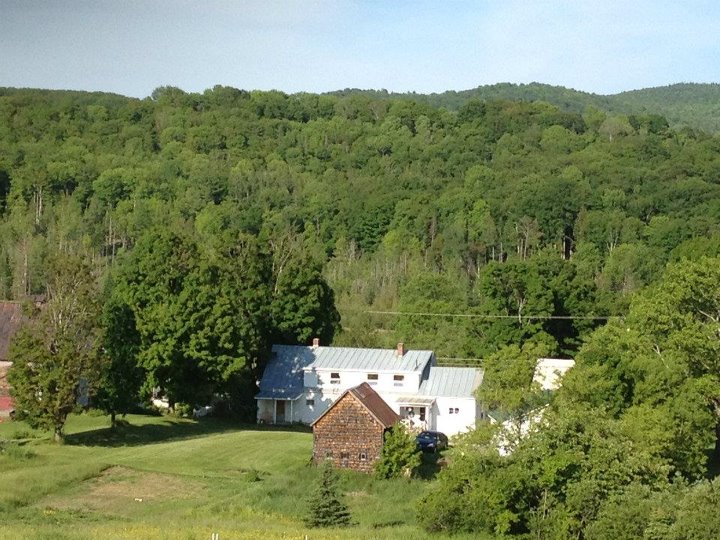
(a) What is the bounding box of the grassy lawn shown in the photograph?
[0,413,480,539]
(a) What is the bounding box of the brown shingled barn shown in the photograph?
[311,382,400,473]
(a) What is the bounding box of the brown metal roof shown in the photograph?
[312,382,400,429]
[349,383,401,428]
[0,302,23,361]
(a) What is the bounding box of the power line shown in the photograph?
[437,356,484,366]
[346,309,621,321]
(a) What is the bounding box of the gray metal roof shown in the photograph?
[417,367,484,398]
[255,389,304,400]
[303,346,434,373]
[256,345,315,398]
[256,345,476,400]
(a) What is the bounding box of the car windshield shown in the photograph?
[418,432,434,438]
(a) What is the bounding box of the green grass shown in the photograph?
[0,413,478,539]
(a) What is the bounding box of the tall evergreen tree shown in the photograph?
[304,461,351,528]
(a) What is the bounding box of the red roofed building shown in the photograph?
[0,302,24,422]
[311,382,400,473]
[0,362,15,421]
[0,395,13,419]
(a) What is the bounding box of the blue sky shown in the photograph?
[1,0,718,98]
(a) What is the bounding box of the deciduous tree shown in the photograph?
[375,423,421,479]
[8,254,101,442]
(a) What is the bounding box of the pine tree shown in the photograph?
[304,461,351,528]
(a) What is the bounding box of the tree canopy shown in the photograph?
[418,256,720,538]
[8,253,102,441]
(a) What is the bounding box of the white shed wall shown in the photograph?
[434,397,477,436]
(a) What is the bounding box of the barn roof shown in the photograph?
[417,367,484,398]
[311,382,400,429]
[0,302,23,361]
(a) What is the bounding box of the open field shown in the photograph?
[0,413,487,539]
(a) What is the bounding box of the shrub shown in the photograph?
[375,423,421,479]
[10,428,33,440]
[0,441,36,460]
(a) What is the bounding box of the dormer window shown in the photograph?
[330,372,340,384]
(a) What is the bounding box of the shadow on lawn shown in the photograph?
[65,416,311,448]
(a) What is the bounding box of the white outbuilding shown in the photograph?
[532,358,576,391]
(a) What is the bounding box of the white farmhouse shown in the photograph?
[255,339,484,437]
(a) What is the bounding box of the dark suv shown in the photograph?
[416,430,449,452]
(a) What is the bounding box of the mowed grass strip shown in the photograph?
[108,427,312,476]
[0,413,481,539]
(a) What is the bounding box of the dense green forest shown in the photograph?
[418,256,720,538]
[329,82,720,133]
[2,84,720,538]
[1,84,720,364]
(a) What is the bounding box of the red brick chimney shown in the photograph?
[396,342,405,357]
[312,337,320,349]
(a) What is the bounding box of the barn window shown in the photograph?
[367,373,378,384]
[359,451,368,461]
[454,407,460,414]
[330,372,340,384]
[393,374,404,387]
[449,408,454,414]
[306,398,315,406]
[340,451,349,459]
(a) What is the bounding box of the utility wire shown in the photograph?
[348,309,621,320]
[437,356,483,365]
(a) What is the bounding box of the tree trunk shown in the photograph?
[54,425,63,444]
[714,421,720,461]
[110,411,117,429]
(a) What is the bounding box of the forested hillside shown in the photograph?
[1,85,720,365]
[330,82,720,133]
[328,82,611,116]
[614,83,720,133]
[2,85,720,538]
